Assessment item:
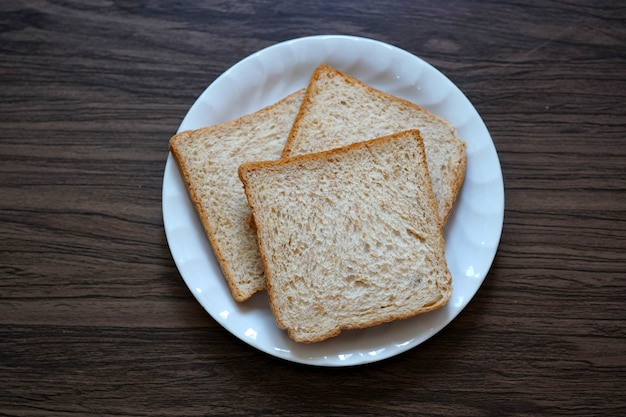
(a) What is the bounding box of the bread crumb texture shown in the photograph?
[241,130,452,343]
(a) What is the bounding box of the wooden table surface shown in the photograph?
[1,1,624,416]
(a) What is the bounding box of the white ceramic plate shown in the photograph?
[162,35,504,366]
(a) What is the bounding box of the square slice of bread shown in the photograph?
[239,130,452,343]
[169,89,305,302]
[283,64,467,224]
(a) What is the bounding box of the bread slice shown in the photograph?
[283,64,466,224]
[169,89,305,302]
[239,130,452,343]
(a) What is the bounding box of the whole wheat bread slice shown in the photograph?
[169,89,305,302]
[283,64,466,224]
[239,130,452,343]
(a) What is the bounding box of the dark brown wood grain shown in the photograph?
[1,0,625,416]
